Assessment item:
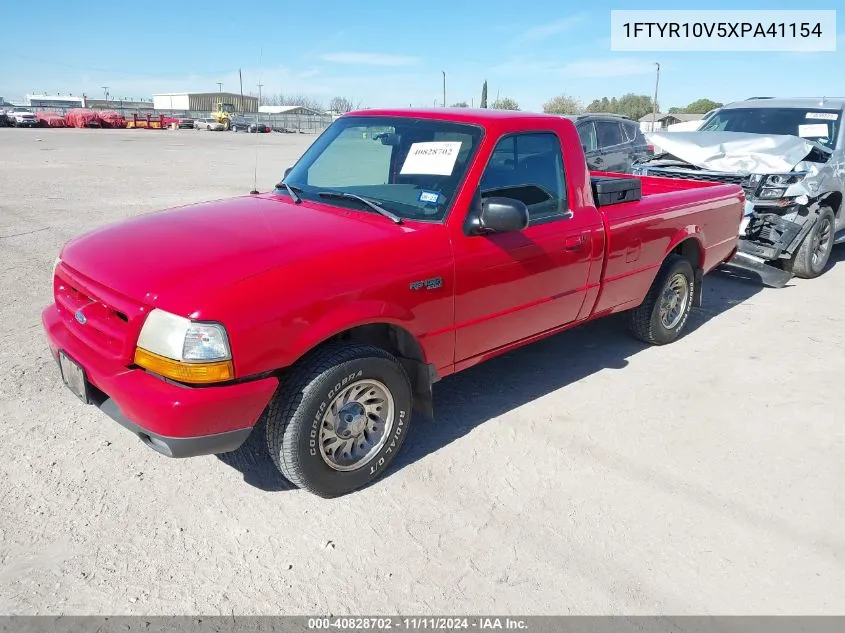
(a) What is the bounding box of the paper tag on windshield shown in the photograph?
[806,112,838,120]
[798,123,828,137]
[400,141,463,176]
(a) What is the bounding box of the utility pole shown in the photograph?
[258,83,264,107]
[101,86,109,102]
[651,62,660,132]
[442,70,446,107]
[217,82,223,93]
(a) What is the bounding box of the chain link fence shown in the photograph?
[22,104,333,134]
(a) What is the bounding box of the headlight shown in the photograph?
[134,309,233,384]
[758,188,787,199]
[765,173,804,186]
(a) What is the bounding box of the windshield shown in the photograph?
[699,107,840,149]
[282,115,484,222]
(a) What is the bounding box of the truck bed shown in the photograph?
[584,170,744,317]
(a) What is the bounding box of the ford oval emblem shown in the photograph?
[74,310,87,325]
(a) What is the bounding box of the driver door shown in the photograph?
[451,132,600,364]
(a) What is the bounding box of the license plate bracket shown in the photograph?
[59,350,90,404]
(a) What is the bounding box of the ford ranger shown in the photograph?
[42,108,743,497]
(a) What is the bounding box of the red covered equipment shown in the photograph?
[36,112,67,127]
[65,109,102,128]
[98,110,127,128]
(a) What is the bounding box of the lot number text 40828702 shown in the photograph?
[307,617,529,630]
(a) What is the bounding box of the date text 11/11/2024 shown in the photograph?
[307,617,529,630]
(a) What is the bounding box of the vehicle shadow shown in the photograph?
[217,268,765,492]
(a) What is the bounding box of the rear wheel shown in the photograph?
[629,254,695,345]
[782,206,835,279]
[264,343,413,497]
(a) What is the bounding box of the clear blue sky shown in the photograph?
[0,0,842,111]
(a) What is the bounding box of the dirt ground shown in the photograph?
[1,128,843,615]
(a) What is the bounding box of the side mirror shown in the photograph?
[478,197,529,233]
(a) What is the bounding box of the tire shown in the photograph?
[628,254,695,345]
[782,206,835,279]
[265,342,413,497]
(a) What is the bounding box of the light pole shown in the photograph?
[651,62,660,132]
[442,70,446,107]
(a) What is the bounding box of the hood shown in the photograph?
[646,131,830,174]
[60,194,406,308]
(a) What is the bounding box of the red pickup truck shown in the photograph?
[42,108,743,497]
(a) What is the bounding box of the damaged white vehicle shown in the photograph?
[634,98,844,286]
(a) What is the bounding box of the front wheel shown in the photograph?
[264,343,413,497]
[628,254,695,345]
[782,206,835,279]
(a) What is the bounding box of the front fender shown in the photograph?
[276,300,420,369]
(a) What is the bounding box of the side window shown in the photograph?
[595,121,624,148]
[479,132,567,223]
[307,125,393,187]
[577,122,598,152]
[623,121,643,143]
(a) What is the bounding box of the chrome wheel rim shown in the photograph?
[811,217,833,268]
[659,273,689,330]
[319,379,394,472]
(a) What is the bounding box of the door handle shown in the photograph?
[565,233,588,251]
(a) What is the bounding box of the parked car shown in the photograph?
[195,117,225,131]
[634,97,845,284]
[563,113,651,172]
[163,115,196,129]
[231,116,271,133]
[42,108,744,497]
[8,106,38,127]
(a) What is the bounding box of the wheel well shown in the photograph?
[671,237,702,270]
[822,192,842,218]
[670,237,703,307]
[330,323,425,363]
[325,323,435,417]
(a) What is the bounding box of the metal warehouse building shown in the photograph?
[152,92,258,113]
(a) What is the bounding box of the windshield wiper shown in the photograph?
[317,191,403,224]
[274,181,303,204]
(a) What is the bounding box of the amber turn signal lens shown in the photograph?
[134,348,234,384]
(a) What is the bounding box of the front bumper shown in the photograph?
[42,304,279,458]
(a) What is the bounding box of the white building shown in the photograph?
[153,92,258,113]
[27,94,87,108]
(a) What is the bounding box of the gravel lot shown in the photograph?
[1,127,843,615]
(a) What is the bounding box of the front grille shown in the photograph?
[647,168,754,196]
[54,265,145,364]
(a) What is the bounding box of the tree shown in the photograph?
[480,81,488,108]
[585,93,655,120]
[682,98,723,113]
[329,96,362,113]
[264,93,324,111]
[450,101,469,107]
[491,96,519,110]
[542,94,584,115]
